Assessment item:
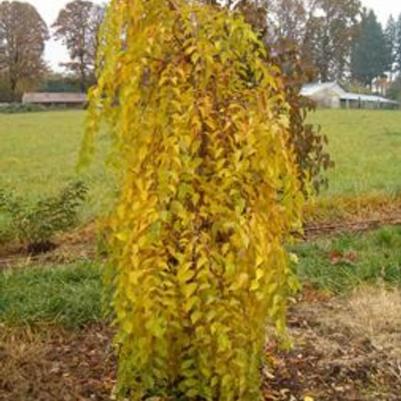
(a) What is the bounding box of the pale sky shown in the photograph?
[20,0,401,72]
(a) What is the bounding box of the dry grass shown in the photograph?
[0,325,47,398]
[308,286,401,361]
[280,287,401,400]
[344,286,401,360]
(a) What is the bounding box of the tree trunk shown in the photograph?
[79,50,86,92]
[10,75,18,102]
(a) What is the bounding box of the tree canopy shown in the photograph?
[0,0,49,100]
[53,0,104,92]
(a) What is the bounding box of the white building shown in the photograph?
[301,82,399,109]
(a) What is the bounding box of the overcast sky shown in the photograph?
[22,0,401,71]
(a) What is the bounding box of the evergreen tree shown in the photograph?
[394,13,401,74]
[384,15,397,78]
[351,9,388,87]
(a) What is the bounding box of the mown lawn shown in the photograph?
[311,109,401,197]
[0,110,114,222]
[1,109,401,206]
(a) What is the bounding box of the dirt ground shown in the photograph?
[0,323,115,401]
[1,287,400,401]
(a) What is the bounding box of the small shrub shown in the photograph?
[0,181,88,253]
[0,103,47,113]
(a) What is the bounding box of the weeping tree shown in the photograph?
[84,0,305,400]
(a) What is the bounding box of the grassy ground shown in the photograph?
[1,108,400,326]
[311,109,401,197]
[0,111,87,195]
[295,225,401,292]
[0,262,102,327]
[1,227,401,401]
[0,111,114,222]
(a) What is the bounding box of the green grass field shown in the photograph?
[310,109,401,196]
[0,262,102,327]
[1,109,401,209]
[0,111,114,222]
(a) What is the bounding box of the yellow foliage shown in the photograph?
[84,0,305,400]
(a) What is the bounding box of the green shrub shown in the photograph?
[0,103,47,113]
[0,181,88,253]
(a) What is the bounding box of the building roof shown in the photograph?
[22,92,87,104]
[300,82,346,97]
[340,93,399,104]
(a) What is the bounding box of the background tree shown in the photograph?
[221,0,361,82]
[265,0,309,46]
[0,73,13,102]
[351,9,388,88]
[303,0,361,81]
[0,1,48,100]
[53,0,104,92]
[394,14,401,76]
[384,15,397,80]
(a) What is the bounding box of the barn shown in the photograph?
[301,82,399,110]
[301,82,346,108]
[22,92,87,108]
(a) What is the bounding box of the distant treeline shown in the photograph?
[1,0,401,102]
